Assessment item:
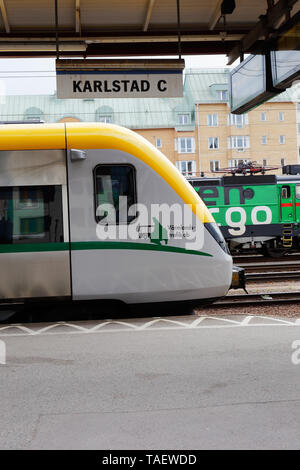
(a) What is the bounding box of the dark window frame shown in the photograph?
[281,185,291,199]
[93,164,137,225]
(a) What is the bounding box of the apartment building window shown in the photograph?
[98,115,112,123]
[262,136,267,145]
[178,114,190,125]
[280,135,285,144]
[208,137,219,150]
[210,160,220,172]
[228,113,248,128]
[24,107,44,122]
[176,137,195,154]
[207,114,218,127]
[218,90,228,101]
[229,159,250,168]
[262,159,268,167]
[281,158,286,167]
[176,160,196,176]
[298,124,300,133]
[278,112,285,121]
[95,106,114,123]
[227,136,250,150]
[156,138,162,148]
[261,112,267,121]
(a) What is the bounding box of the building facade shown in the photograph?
[0,68,299,176]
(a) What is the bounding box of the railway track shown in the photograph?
[233,256,300,282]
[233,254,300,264]
[214,291,300,308]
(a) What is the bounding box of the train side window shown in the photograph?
[296,184,300,199]
[94,165,137,224]
[0,185,63,244]
[281,186,291,199]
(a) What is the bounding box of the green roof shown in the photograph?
[0,94,194,128]
[0,68,298,127]
[184,67,297,104]
[184,68,231,103]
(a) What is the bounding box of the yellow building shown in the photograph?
[195,100,298,175]
[136,70,299,176]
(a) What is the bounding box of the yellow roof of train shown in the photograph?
[0,123,214,223]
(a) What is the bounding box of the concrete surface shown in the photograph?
[0,314,300,449]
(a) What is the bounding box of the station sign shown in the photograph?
[271,14,300,89]
[56,59,184,99]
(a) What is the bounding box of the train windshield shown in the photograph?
[205,222,230,254]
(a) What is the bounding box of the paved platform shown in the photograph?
[0,314,300,449]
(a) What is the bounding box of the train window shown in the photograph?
[281,186,291,199]
[0,185,63,244]
[296,185,300,199]
[94,165,137,224]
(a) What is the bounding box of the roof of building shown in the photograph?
[0,93,194,129]
[184,68,231,103]
[184,68,297,104]
[0,68,298,128]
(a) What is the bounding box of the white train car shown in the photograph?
[0,123,235,315]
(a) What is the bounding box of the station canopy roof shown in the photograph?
[0,0,299,63]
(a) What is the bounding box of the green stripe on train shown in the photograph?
[0,242,69,253]
[0,241,212,257]
[71,241,212,257]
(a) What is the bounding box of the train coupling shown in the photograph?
[231,265,248,294]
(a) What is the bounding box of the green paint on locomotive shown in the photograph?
[193,180,300,236]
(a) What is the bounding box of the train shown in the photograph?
[188,169,300,257]
[0,122,242,318]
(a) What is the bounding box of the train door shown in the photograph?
[0,150,71,301]
[66,147,146,301]
[279,184,294,222]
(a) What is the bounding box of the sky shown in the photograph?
[0,54,233,96]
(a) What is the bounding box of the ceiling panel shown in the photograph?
[0,0,297,58]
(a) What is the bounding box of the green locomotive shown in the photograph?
[188,166,300,256]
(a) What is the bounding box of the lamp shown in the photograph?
[221,0,236,15]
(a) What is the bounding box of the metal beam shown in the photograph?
[209,0,223,31]
[0,0,10,34]
[0,40,243,58]
[0,32,244,43]
[75,0,81,34]
[143,0,155,32]
[227,0,299,64]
